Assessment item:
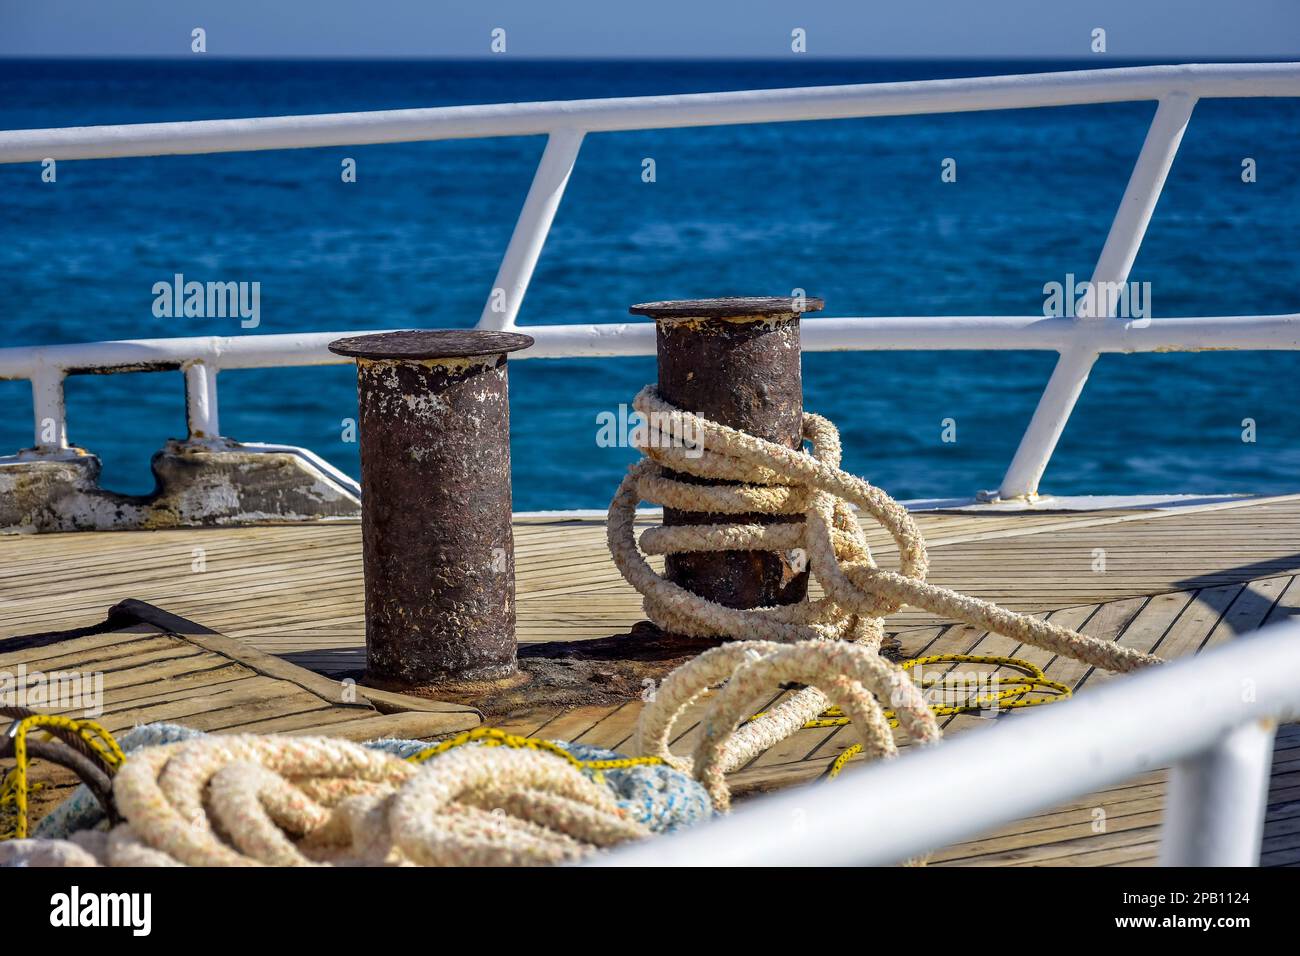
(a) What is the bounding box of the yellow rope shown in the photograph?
[405,726,664,777]
[742,653,1072,780]
[824,654,1071,778]
[0,714,125,841]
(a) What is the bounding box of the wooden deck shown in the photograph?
[0,600,478,741]
[4,492,1300,865]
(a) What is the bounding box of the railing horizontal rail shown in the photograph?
[595,619,1300,867]
[3,313,1298,379]
[2,63,1299,164]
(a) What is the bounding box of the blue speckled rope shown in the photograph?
[34,722,201,839]
[555,741,711,833]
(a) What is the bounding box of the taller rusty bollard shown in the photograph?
[328,329,533,691]
[629,296,824,613]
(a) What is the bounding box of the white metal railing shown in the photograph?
[3,63,1300,499]
[595,617,1300,867]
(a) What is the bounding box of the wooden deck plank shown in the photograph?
[571,701,644,750]
[0,609,480,755]
[1082,591,1194,689]
[1203,575,1291,650]
[1152,583,1243,660]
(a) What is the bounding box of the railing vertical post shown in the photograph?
[1159,720,1276,867]
[990,345,1098,501]
[183,360,221,441]
[30,367,68,454]
[477,128,585,331]
[995,93,1197,500]
[1088,93,1198,301]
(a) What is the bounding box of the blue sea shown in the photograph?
[2,58,1299,508]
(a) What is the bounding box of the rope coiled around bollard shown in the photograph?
[609,386,1162,809]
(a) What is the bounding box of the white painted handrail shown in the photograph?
[594,618,1300,867]
[3,63,1298,164]
[2,63,1298,498]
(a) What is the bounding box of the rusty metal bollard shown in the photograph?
[628,295,824,613]
[329,329,533,690]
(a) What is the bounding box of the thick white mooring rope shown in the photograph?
[0,735,650,867]
[610,386,1162,809]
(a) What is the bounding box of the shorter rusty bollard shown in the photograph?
[629,296,824,616]
[329,329,533,692]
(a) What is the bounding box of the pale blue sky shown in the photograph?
[2,0,1298,58]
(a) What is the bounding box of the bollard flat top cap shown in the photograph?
[629,296,824,320]
[328,330,535,360]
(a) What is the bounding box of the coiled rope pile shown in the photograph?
[0,723,711,867]
[611,386,1163,808]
